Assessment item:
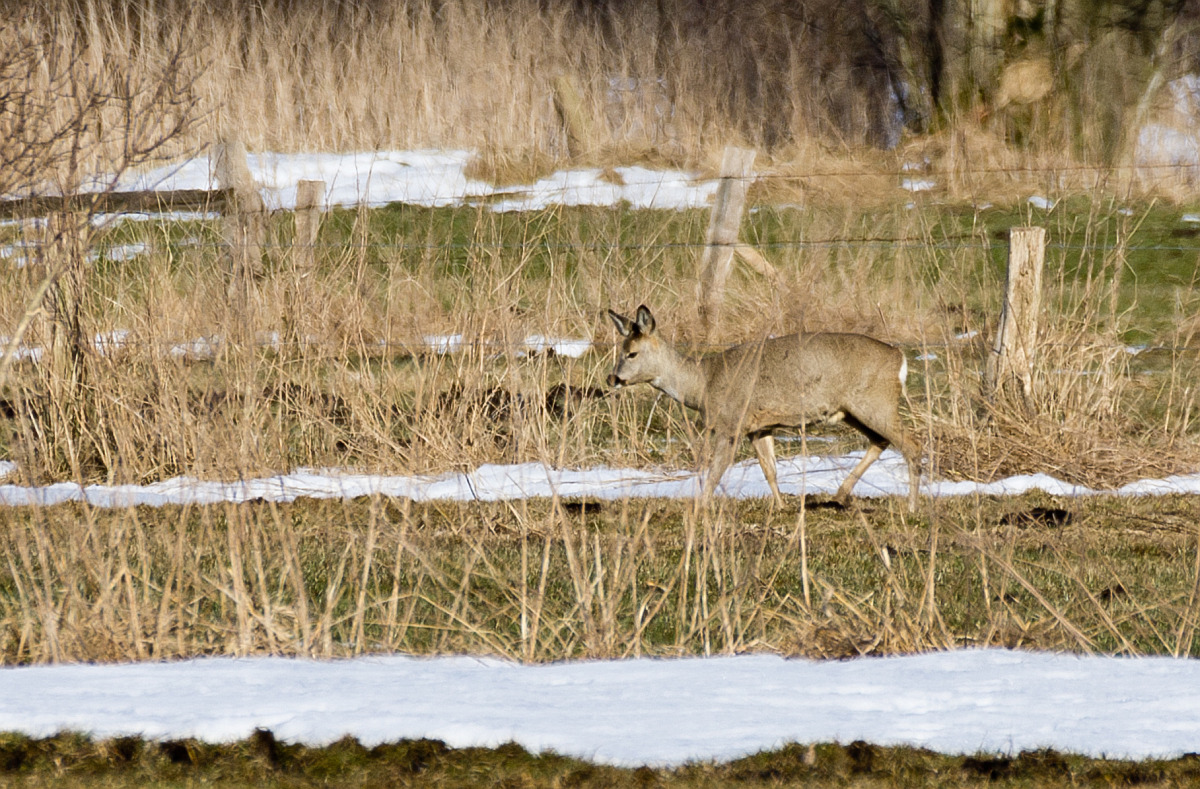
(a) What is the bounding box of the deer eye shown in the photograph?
[626,352,638,359]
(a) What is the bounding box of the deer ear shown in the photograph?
[608,309,634,337]
[634,305,656,335]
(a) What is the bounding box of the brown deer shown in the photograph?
[607,305,920,510]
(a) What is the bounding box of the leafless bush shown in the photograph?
[0,10,202,479]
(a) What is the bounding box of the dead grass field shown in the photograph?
[4,490,1200,663]
[2,194,1200,665]
[4,198,1199,489]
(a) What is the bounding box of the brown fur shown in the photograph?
[608,305,920,510]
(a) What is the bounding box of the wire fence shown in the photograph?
[4,156,1200,365]
[115,238,1200,253]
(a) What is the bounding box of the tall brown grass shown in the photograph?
[1,192,1197,488]
[2,180,1199,668]
[7,0,1191,184]
[6,493,1200,663]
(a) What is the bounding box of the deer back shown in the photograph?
[699,332,906,434]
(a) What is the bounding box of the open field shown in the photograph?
[4,181,1200,662]
[7,0,1200,781]
[4,155,1200,775]
[4,194,1200,487]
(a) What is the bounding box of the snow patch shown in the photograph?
[2,454,1200,508]
[520,335,592,358]
[3,650,1200,766]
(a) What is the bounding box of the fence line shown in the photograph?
[34,236,1200,255]
[0,189,232,220]
[3,158,1200,222]
[4,146,1198,379]
[749,161,1200,179]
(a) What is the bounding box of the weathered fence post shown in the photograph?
[213,137,267,361]
[293,180,324,274]
[553,74,595,157]
[987,225,1046,402]
[285,180,325,352]
[698,146,756,344]
[213,138,266,301]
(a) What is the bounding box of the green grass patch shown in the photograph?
[2,731,1199,787]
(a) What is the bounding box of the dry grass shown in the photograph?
[1,191,1197,488]
[5,0,1193,192]
[4,492,1200,664]
[4,187,1197,666]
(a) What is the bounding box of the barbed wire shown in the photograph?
[60,237,1200,256]
[747,161,1200,180]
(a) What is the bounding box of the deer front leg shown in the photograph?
[700,431,738,503]
[750,431,784,508]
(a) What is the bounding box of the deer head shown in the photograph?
[607,305,666,388]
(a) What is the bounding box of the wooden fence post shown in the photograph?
[285,180,325,352]
[213,138,266,300]
[553,74,595,157]
[698,146,756,344]
[987,225,1046,402]
[293,180,324,274]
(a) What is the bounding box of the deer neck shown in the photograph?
[650,345,709,413]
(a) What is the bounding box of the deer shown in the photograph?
[607,305,920,511]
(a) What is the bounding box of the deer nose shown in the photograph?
[607,373,623,388]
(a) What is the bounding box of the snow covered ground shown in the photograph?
[109,149,722,214]
[4,649,1200,767]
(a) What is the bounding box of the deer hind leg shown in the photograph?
[750,431,784,508]
[842,411,921,511]
[893,431,922,513]
[834,436,886,506]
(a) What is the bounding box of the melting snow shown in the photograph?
[107,151,719,217]
[1,453,1200,508]
[7,115,1200,763]
[3,650,1200,766]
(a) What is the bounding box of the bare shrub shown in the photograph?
[0,10,202,481]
